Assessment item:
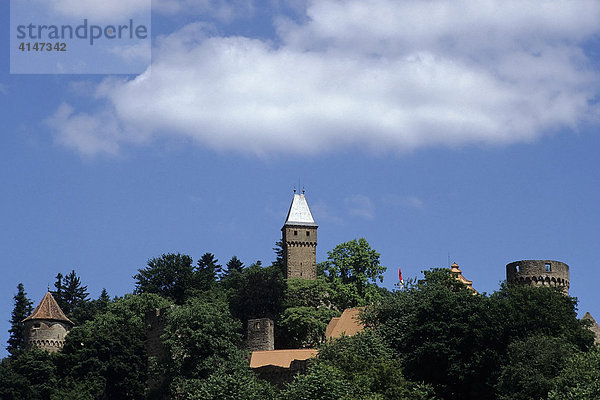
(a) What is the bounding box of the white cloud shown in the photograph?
[49,0,600,157]
[345,195,375,220]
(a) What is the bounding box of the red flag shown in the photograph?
[398,267,403,282]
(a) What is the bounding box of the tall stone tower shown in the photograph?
[506,260,570,294]
[23,291,74,352]
[282,192,317,279]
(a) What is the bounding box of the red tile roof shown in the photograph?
[23,292,73,325]
[325,308,364,339]
[250,349,318,368]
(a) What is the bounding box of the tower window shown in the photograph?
[34,323,41,329]
[294,230,298,236]
[306,231,310,237]
[545,263,551,272]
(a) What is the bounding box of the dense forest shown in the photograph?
[1,239,599,400]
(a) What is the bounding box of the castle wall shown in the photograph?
[247,318,274,351]
[24,320,71,352]
[506,260,570,294]
[283,226,317,279]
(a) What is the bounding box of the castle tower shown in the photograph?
[23,292,74,352]
[449,262,477,293]
[246,318,275,351]
[282,192,317,279]
[506,260,570,294]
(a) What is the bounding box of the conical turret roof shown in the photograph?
[23,292,74,325]
[284,193,317,227]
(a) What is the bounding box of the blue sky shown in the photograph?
[2,0,600,357]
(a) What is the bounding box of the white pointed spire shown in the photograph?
[284,193,317,227]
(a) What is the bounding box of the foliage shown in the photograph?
[319,238,387,309]
[57,293,171,399]
[282,331,437,400]
[133,253,195,304]
[0,349,58,400]
[159,296,270,399]
[229,262,286,322]
[363,268,505,400]
[7,283,33,355]
[491,283,594,351]
[195,252,222,288]
[279,306,339,348]
[547,345,600,400]
[279,363,353,400]
[363,269,594,400]
[317,330,437,400]
[52,270,91,324]
[284,277,333,309]
[172,365,274,400]
[496,335,578,400]
[222,256,244,282]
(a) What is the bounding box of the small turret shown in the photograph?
[23,292,74,352]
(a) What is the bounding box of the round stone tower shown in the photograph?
[506,260,570,294]
[23,292,74,352]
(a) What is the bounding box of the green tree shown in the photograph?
[363,268,502,400]
[548,345,600,400]
[229,262,286,322]
[57,270,91,324]
[7,283,33,356]
[279,306,339,348]
[316,330,438,400]
[159,297,271,399]
[272,240,285,275]
[496,335,578,400]
[57,293,171,399]
[195,252,221,288]
[224,256,244,275]
[278,278,339,348]
[320,238,386,309]
[0,349,58,400]
[491,283,593,351]
[363,269,594,400]
[61,270,89,314]
[134,253,195,304]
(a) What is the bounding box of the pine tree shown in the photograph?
[95,288,110,314]
[61,270,89,315]
[196,253,222,285]
[7,283,33,355]
[225,256,244,275]
[53,273,65,310]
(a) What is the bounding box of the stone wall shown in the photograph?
[24,320,70,352]
[282,225,317,279]
[247,318,274,351]
[252,359,310,387]
[506,260,570,294]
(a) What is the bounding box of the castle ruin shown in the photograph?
[506,259,570,294]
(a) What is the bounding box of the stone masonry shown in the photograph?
[246,318,275,351]
[506,260,570,294]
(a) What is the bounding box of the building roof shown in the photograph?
[250,349,318,368]
[450,262,477,293]
[23,292,74,325]
[284,193,317,227]
[326,308,364,339]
